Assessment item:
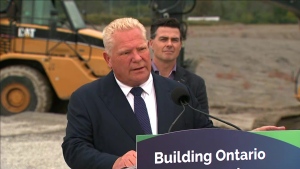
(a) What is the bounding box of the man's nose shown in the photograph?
[132,50,142,61]
[166,39,173,46]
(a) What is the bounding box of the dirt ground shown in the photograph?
[1,24,300,169]
[184,24,300,129]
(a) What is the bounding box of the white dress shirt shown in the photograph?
[115,74,158,134]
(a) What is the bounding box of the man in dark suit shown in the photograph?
[149,18,209,114]
[62,17,285,169]
[62,17,213,169]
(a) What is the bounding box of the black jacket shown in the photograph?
[62,71,213,169]
[173,66,209,114]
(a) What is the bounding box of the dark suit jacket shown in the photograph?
[174,66,209,114]
[62,71,213,169]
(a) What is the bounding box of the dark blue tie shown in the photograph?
[130,87,152,134]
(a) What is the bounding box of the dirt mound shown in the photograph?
[185,24,300,129]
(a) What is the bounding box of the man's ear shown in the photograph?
[148,40,153,48]
[103,52,112,68]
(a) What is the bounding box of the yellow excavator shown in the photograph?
[0,0,110,115]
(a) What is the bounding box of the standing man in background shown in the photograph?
[149,18,209,114]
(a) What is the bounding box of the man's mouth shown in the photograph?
[133,67,144,71]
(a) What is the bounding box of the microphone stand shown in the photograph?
[184,101,242,131]
[168,104,186,133]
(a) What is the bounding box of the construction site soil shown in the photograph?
[185,24,300,130]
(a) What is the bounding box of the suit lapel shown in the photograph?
[174,66,187,84]
[100,72,144,141]
[100,72,181,136]
[153,73,178,134]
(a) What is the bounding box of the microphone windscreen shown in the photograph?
[171,87,190,105]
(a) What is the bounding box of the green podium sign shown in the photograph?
[137,129,300,169]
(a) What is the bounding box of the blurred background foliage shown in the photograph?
[74,0,299,26]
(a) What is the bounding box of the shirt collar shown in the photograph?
[151,62,159,73]
[151,61,176,79]
[115,73,153,97]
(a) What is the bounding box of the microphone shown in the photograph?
[169,87,242,131]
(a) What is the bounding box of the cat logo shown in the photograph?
[18,27,36,38]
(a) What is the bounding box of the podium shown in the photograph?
[136,129,300,169]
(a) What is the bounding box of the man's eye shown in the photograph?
[121,52,130,55]
[159,38,168,42]
[139,47,146,51]
[172,39,180,42]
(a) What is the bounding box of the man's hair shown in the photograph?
[150,18,182,40]
[103,17,146,55]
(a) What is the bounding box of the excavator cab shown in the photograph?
[0,0,85,29]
